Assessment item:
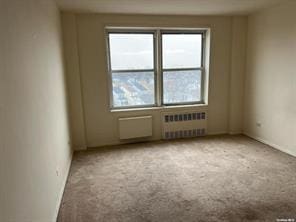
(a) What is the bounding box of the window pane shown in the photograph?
[163,70,201,104]
[162,34,202,69]
[112,71,155,107]
[109,33,154,70]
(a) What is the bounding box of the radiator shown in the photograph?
[162,111,207,139]
[118,116,153,139]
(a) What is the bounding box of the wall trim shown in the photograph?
[229,131,242,135]
[244,132,296,158]
[87,131,230,148]
[207,131,228,135]
[73,145,87,151]
[53,151,73,222]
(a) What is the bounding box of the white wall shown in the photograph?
[0,1,5,218]
[229,17,247,134]
[244,1,296,156]
[62,13,247,148]
[0,0,4,218]
[0,1,72,221]
[61,13,87,150]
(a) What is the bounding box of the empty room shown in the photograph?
[1,0,296,221]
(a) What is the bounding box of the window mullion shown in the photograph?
[156,29,162,107]
[111,69,154,73]
[162,67,203,72]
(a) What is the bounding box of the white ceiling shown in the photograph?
[56,0,286,15]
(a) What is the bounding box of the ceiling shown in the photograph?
[56,0,286,15]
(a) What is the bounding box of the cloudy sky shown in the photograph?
[109,33,202,70]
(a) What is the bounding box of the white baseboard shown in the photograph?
[229,131,243,135]
[243,132,296,158]
[207,131,228,135]
[53,150,73,222]
[73,145,87,151]
[88,132,232,148]
[87,136,161,149]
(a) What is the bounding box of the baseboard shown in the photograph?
[243,132,296,158]
[73,145,87,151]
[207,131,228,136]
[53,150,73,222]
[87,136,161,149]
[88,132,232,149]
[229,131,243,135]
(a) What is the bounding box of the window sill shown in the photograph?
[110,103,208,113]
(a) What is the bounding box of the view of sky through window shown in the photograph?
[109,34,154,70]
[162,34,202,69]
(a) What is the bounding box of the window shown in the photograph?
[106,28,207,109]
[108,33,156,108]
[162,33,203,105]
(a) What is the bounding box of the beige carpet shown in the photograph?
[57,135,296,222]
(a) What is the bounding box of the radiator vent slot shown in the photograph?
[164,112,206,123]
[162,111,207,140]
[164,129,206,139]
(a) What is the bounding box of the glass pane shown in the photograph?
[162,34,202,69]
[163,70,201,104]
[112,71,155,107]
[109,33,154,70]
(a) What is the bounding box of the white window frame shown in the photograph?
[105,27,207,110]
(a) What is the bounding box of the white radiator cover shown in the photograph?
[118,116,153,139]
[162,111,207,139]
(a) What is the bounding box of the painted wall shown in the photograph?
[62,13,247,148]
[0,1,5,219]
[61,14,87,150]
[244,1,296,156]
[229,17,247,134]
[1,1,72,221]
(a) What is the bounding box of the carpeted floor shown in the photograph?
[57,135,296,222]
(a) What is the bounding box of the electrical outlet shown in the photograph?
[56,169,59,177]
